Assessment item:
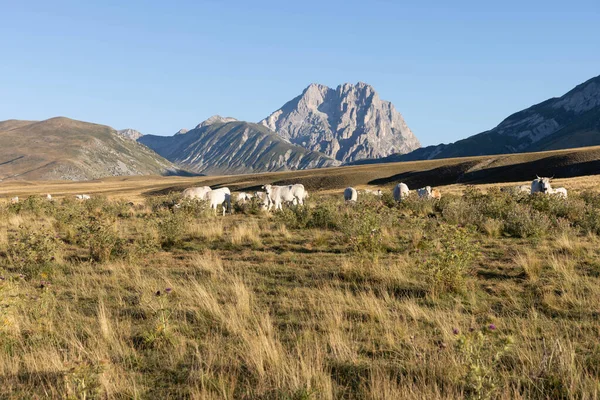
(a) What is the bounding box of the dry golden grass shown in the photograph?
[2,176,600,398]
[230,220,262,246]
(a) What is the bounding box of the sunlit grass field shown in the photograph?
[1,174,600,398]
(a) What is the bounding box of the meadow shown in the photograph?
[1,181,600,399]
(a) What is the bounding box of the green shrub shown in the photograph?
[420,225,476,294]
[145,193,182,214]
[156,211,187,248]
[380,191,396,208]
[308,203,339,230]
[577,207,600,235]
[178,198,210,218]
[503,205,551,238]
[274,205,311,229]
[341,206,383,254]
[7,225,63,277]
[580,191,600,208]
[77,217,125,262]
[399,194,436,217]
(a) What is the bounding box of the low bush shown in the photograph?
[77,217,125,262]
[419,225,476,294]
[7,224,63,277]
[503,205,551,238]
[156,210,187,248]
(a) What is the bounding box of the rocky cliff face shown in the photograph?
[260,82,420,162]
[139,116,338,175]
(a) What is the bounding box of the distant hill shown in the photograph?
[139,116,339,175]
[0,117,181,181]
[357,75,600,164]
[260,82,420,162]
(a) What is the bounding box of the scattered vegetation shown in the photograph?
[1,186,600,398]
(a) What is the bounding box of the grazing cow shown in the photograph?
[235,192,252,203]
[254,191,271,210]
[393,183,409,202]
[531,176,552,194]
[417,186,433,199]
[262,184,306,210]
[46,194,53,201]
[516,185,531,194]
[183,186,212,200]
[10,196,19,204]
[551,187,568,198]
[531,177,567,198]
[75,194,91,200]
[212,187,231,195]
[205,190,231,216]
[344,187,358,202]
[300,190,309,203]
[262,183,306,210]
[431,189,442,199]
[501,185,530,195]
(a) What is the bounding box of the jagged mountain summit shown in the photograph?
[370,74,600,163]
[139,116,338,175]
[260,82,420,162]
[117,128,144,141]
[0,117,180,181]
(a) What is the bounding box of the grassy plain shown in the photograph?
[2,156,600,398]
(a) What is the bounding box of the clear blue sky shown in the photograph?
[1,0,598,146]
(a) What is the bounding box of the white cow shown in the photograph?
[531,176,551,194]
[10,196,19,204]
[183,186,212,200]
[393,183,410,202]
[262,184,306,210]
[212,187,231,195]
[531,177,567,198]
[516,185,531,194]
[344,187,358,202]
[299,190,309,203]
[501,185,530,195]
[205,190,231,216]
[417,186,433,199]
[75,194,91,200]
[46,194,53,201]
[254,191,271,210]
[550,187,568,198]
[235,192,253,203]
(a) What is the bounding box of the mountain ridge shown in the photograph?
[260,82,420,162]
[139,118,338,175]
[352,75,600,165]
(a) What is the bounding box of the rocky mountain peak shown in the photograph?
[117,128,144,141]
[260,82,420,162]
[196,115,237,129]
[175,128,189,135]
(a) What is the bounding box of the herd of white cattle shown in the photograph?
[181,184,309,215]
[5,176,567,214]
